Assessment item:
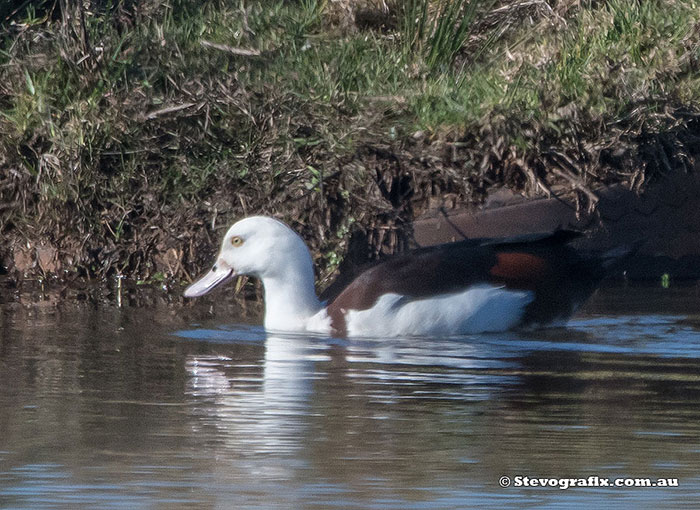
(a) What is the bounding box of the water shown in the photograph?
[1,283,700,509]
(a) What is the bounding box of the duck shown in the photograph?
[184,216,630,338]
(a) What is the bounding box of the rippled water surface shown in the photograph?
[2,283,700,509]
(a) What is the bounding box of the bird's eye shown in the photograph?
[231,236,244,247]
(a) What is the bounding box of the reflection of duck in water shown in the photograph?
[186,335,319,455]
[184,216,632,337]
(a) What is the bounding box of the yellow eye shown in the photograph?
[231,236,244,247]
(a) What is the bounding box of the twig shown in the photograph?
[489,0,551,16]
[365,94,409,104]
[0,202,20,211]
[200,40,261,56]
[547,159,599,209]
[145,102,196,120]
[516,158,552,198]
[77,0,91,55]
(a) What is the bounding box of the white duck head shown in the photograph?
[184,216,322,331]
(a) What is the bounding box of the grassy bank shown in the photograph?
[1,0,699,289]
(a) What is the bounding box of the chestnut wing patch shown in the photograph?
[489,252,551,288]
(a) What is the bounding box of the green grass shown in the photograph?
[401,0,485,71]
[1,0,699,283]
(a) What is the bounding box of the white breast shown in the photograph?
[305,308,333,335]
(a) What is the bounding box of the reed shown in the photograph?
[401,0,485,70]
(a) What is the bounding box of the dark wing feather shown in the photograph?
[479,229,583,247]
[327,242,496,312]
[323,230,582,303]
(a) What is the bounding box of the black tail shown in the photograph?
[580,239,644,278]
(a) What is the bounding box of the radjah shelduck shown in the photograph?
[184,216,629,337]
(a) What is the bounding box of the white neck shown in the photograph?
[260,262,322,332]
